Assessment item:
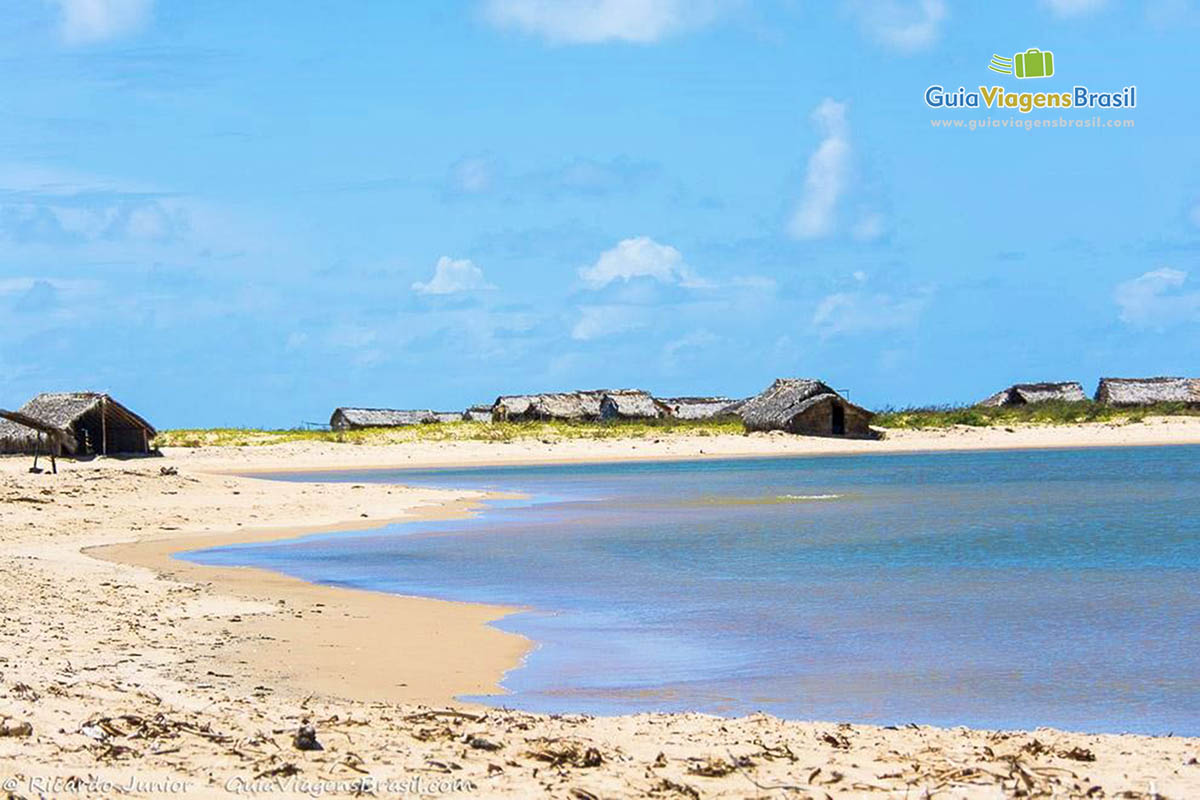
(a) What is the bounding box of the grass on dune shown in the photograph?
[153,417,749,448]
[154,402,1200,447]
[873,400,1200,430]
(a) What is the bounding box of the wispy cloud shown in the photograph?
[445,155,659,200]
[1042,0,1108,18]
[852,212,886,242]
[48,0,154,44]
[412,256,497,295]
[812,283,932,338]
[571,304,648,340]
[788,99,850,240]
[482,0,730,44]
[579,236,703,288]
[447,156,495,195]
[847,0,946,52]
[1115,268,1200,329]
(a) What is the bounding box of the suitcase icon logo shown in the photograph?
[988,48,1055,79]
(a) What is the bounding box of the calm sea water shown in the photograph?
[184,446,1200,734]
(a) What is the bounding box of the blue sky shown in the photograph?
[2,0,1199,427]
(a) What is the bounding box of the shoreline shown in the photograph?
[90,492,533,708]
[163,416,1200,475]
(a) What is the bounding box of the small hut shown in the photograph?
[599,391,665,421]
[655,396,736,420]
[978,382,1086,407]
[738,379,875,438]
[429,411,462,423]
[330,408,440,431]
[462,405,494,422]
[0,393,156,456]
[1094,377,1200,406]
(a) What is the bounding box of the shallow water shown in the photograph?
[184,446,1200,734]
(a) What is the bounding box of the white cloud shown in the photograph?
[571,304,647,340]
[449,156,494,194]
[1042,0,1107,17]
[48,0,153,44]
[662,329,720,368]
[788,99,850,240]
[848,0,946,52]
[1115,268,1200,329]
[812,288,931,337]
[412,256,496,295]
[579,236,701,288]
[852,212,885,241]
[482,0,729,44]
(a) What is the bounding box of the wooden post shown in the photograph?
[32,432,41,472]
[100,395,108,456]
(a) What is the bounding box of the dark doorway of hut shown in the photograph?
[831,403,846,436]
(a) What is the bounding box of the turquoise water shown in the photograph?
[185,446,1200,734]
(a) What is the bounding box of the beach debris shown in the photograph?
[820,730,851,749]
[525,738,603,769]
[0,718,32,737]
[254,763,300,779]
[1059,745,1097,762]
[686,755,751,777]
[293,721,322,751]
[11,682,40,702]
[648,778,700,799]
[159,466,178,476]
[465,734,503,751]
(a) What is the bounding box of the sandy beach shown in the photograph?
[2,421,1199,798]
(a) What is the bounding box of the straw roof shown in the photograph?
[738,378,873,433]
[599,390,664,420]
[463,405,493,422]
[330,408,440,430]
[1094,377,1199,406]
[655,396,736,420]
[978,381,1086,407]
[0,410,76,454]
[493,390,617,421]
[0,393,155,455]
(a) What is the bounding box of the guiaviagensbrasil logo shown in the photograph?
[925,47,1136,115]
[989,48,1054,79]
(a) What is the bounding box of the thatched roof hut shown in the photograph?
[738,379,875,438]
[330,407,441,431]
[1094,377,1200,406]
[463,405,493,422]
[655,396,737,420]
[0,393,156,456]
[492,393,587,422]
[599,390,665,421]
[429,411,462,424]
[491,391,594,422]
[978,381,1087,407]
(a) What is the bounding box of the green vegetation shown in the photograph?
[153,416,748,448]
[874,400,1200,430]
[153,402,1200,447]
